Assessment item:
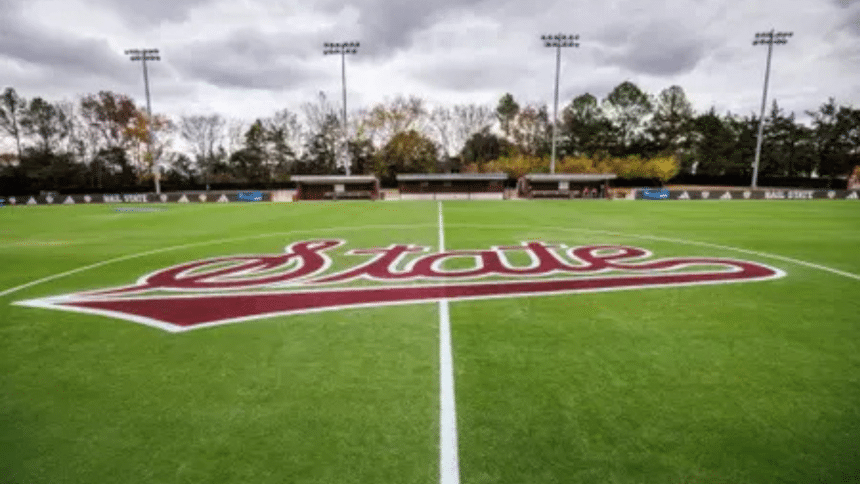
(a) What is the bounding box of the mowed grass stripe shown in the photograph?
[0,201,436,297]
[442,223,860,281]
[1,200,858,483]
[441,202,859,484]
[1,202,443,484]
[442,200,860,274]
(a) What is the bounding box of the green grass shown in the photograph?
[1,200,859,483]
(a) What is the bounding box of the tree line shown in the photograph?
[1,82,858,194]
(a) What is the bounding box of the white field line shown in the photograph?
[583,229,860,282]
[4,220,854,299]
[442,223,860,282]
[0,240,77,248]
[437,201,461,484]
[0,224,435,298]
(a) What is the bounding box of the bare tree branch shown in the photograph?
[180,114,226,162]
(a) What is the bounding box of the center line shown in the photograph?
[437,201,460,484]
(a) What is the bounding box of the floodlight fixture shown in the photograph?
[125,47,161,194]
[541,32,580,174]
[749,30,792,188]
[323,40,361,176]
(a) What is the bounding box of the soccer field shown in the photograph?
[1,200,859,483]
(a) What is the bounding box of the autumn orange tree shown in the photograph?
[80,91,141,150]
[80,91,174,183]
[641,155,681,182]
[470,153,546,179]
[470,152,679,184]
[360,95,427,151]
[591,155,679,182]
[373,129,438,183]
[127,111,174,183]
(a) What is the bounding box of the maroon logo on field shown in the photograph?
[14,239,785,332]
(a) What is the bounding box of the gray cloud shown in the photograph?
[92,0,209,26]
[0,0,855,129]
[0,13,132,82]
[171,29,327,90]
[836,2,860,36]
[408,59,532,92]
[309,0,491,59]
[180,60,322,90]
[594,22,709,76]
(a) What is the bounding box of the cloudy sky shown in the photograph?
[1,0,858,131]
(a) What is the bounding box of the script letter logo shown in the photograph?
[15,240,786,332]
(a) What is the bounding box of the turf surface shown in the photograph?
[1,200,858,483]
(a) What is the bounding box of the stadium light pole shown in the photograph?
[751,30,791,188]
[542,33,579,174]
[125,48,161,194]
[324,41,360,176]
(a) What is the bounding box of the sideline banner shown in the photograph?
[2,191,275,205]
[4,189,858,205]
[636,189,859,200]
